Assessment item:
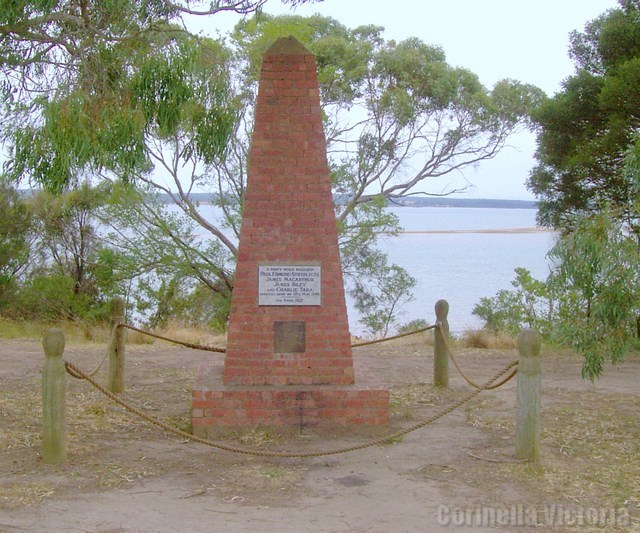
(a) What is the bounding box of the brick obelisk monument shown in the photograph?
[192,37,389,435]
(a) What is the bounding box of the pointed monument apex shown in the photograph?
[264,35,311,56]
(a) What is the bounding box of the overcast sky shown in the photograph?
[208,0,618,200]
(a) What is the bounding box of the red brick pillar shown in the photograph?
[223,36,354,387]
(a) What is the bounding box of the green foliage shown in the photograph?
[140,278,230,332]
[0,183,120,322]
[478,137,640,379]
[397,318,429,334]
[529,0,640,228]
[4,31,237,191]
[13,273,109,322]
[129,37,236,163]
[515,1,640,379]
[548,206,640,380]
[477,202,640,379]
[350,258,416,338]
[28,183,108,295]
[475,215,640,380]
[0,183,31,308]
[472,268,557,339]
[99,185,235,328]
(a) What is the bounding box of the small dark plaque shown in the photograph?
[274,321,306,353]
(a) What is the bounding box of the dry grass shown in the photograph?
[464,389,640,530]
[0,318,110,342]
[460,329,517,350]
[538,393,640,511]
[156,321,227,348]
[0,318,227,348]
[0,482,56,508]
[2,330,639,528]
[0,381,41,452]
[0,380,148,508]
[232,428,285,447]
[390,383,459,420]
[93,462,159,489]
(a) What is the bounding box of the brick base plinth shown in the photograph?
[192,360,389,437]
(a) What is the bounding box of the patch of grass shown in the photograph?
[0,318,227,347]
[0,379,41,451]
[466,390,640,528]
[262,465,289,479]
[0,482,55,508]
[384,435,404,445]
[390,383,459,421]
[0,318,114,343]
[391,383,457,407]
[166,412,193,434]
[123,328,155,345]
[0,318,39,339]
[389,400,414,420]
[539,394,640,511]
[233,428,283,447]
[462,396,508,430]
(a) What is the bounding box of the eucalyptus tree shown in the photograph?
[1,7,541,333]
[230,14,542,210]
[0,1,323,325]
[0,0,316,126]
[28,183,108,294]
[98,183,237,329]
[0,1,318,193]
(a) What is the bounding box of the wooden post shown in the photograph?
[515,328,542,462]
[107,296,126,393]
[433,299,449,388]
[42,329,66,464]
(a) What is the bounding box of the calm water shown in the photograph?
[187,205,556,335]
[361,207,557,335]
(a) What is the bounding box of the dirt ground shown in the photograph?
[1,332,639,532]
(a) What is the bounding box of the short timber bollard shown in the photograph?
[107,296,126,393]
[515,328,542,462]
[433,299,449,388]
[42,329,66,464]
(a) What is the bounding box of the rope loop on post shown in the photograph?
[438,323,518,390]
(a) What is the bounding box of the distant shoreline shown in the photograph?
[18,189,538,210]
[157,194,537,210]
[389,198,537,209]
[397,227,555,235]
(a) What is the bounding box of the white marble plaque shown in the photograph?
[258,265,321,306]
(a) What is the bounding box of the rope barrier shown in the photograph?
[438,323,518,390]
[117,322,436,352]
[113,322,518,391]
[63,316,519,457]
[63,358,517,459]
[118,323,227,353]
[351,324,437,347]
